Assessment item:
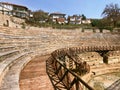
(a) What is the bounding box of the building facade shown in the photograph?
[0,2,29,19]
[68,15,82,24]
[49,12,66,24]
[82,19,91,24]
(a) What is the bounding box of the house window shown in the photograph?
[21,13,26,18]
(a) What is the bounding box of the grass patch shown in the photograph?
[94,82,105,90]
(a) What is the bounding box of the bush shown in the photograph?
[99,28,103,33]
[81,28,85,32]
[116,21,120,27]
[93,28,96,33]
[52,24,81,29]
[104,26,113,32]
[21,23,26,29]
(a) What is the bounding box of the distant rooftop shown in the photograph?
[50,12,66,15]
[0,2,28,9]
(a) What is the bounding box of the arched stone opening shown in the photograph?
[103,54,108,64]
[96,50,109,64]
[6,20,9,27]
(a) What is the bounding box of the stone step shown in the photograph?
[91,66,120,76]
[0,52,34,90]
[0,41,42,48]
[0,52,31,86]
[0,50,20,62]
[91,62,120,69]
[0,46,16,53]
[0,47,37,61]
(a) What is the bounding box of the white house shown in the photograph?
[0,2,29,19]
[82,19,91,24]
[49,12,66,24]
[68,15,82,24]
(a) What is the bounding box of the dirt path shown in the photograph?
[19,55,54,90]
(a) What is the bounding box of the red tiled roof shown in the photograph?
[56,18,65,23]
[0,2,28,9]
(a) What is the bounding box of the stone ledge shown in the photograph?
[0,52,30,86]
[0,53,34,90]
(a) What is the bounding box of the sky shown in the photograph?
[1,0,120,18]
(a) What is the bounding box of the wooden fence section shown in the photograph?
[46,45,120,90]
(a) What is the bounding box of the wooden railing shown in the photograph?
[46,45,120,90]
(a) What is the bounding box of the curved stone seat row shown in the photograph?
[0,46,16,52]
[0,50,19,61]
[0,52,30,85]
[0,47,31,77]
[92,66,120,76]
[0,52,37,90]
[0,34,47,90]
[0,47,41,90]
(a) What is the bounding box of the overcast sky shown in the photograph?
[2,0,120,18]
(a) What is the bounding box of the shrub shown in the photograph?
[81,28,85,32]
[21,23,26,29]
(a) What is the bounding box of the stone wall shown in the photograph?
[108,51,120,64]
[77,51,120,65]
[0,13,25,28]
[78,52,103,66]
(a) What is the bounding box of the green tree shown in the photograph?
[91,19,113,32]
[82,14,86,20]
[33,10,48,22]
[102,3,120,27]
[91,19,100,27]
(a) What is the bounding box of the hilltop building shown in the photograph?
[82,19,91,24]
[0,2,31,19]
[68,15,91,24]
[49,12,66,24]
[68,15,82,24]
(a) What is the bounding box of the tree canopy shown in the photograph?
[81,14,86,20]
[102,3,120,27]
[33,10,48,22]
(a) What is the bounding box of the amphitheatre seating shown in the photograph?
[80,51,120,81]
[0,30,44,90]
[0,26,119,90]
[0,48,40,90]
[77,52,103,66]
[0,53,34,90]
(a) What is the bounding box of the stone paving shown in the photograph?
[19,55,53,90]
